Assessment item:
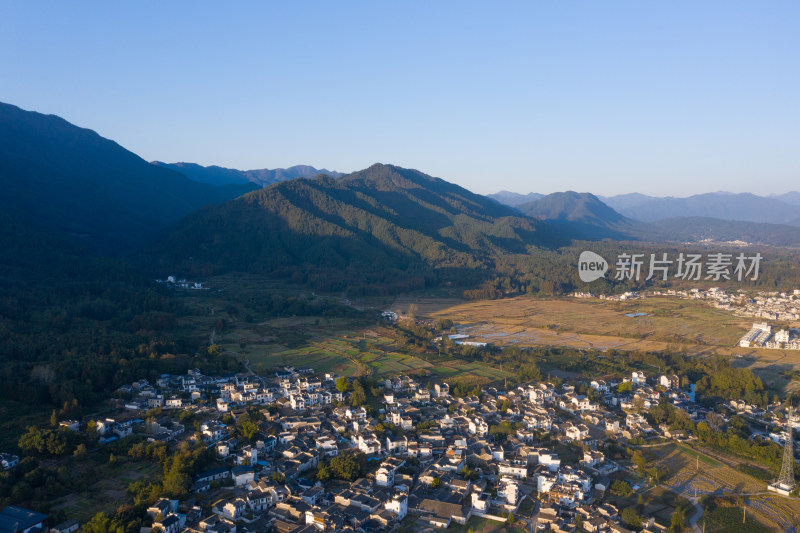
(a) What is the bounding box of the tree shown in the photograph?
[74,443,88,458]
[238,420,259,442]
[162,465,190,499]
[336,376,350,393]
[618,381,633,394]
[669,506,685,532]
[317,463,332,482]
[82,513,114,533]
[611,480,632,496]
[321,452,367,481]
[50,410,58,427]
[705,411,724,433]
[517,363,541,382]
[621,507,642,529]
[631,450,646,471]
[350,382,367,407]
[431,477,442,488]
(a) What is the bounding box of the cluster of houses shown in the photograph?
[570,292,642,302]
[12,353,747,533]
[47,361,714,533]
[156,275,207,290]
[738,322,800,350]
[664,287,800,322]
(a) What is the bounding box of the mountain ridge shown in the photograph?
[0,102,258,252]
[152,161,344,187]
[143,163,565,292]
[487,191,544,207]
[515,191,655,241]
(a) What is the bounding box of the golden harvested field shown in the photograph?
[407,295,798,357]
[421,296,748,351]
[392,295,800,390]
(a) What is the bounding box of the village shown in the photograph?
[4,353,798,533]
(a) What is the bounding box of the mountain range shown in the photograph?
[515,191,651,241]
[491,190,800,247]
[487,191,544,207]
[493,188,800,228]
[0,102,260,252]
[152,161,344,187]
[601,192,800,226]
[144,163,564,292]
[4,98,800,281]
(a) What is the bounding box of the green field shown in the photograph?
[210,310,515,386]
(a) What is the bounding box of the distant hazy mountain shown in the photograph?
[771,191,800,206]
[652,217,800,248]
[487,191,544,207]
[0,102,259,252]
[152,161,344,187]
[599,193,656,211]
[145,163,563,288]
[516,191,653,241]
[602,192,800,226]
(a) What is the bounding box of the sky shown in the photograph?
[1,1,798,196]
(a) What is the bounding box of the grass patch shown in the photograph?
[676,444,722,467]
[702,506,771,532]
[735,463,773,481]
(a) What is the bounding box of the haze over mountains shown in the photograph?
[491,190,800,247]
[490,189,800,228]
[601,192,800,226]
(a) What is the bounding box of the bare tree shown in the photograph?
[705,411,724,433]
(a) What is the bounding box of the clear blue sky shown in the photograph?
[1,1,798,195]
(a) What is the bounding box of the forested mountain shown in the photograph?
[152,161,344,187]
[0,102,259,252]
[516,191,654,241]
[487,190,544,207]
[145,163,565,294]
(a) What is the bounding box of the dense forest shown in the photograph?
[0,212,239,421]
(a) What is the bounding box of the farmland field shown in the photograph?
[212,313,514,387]
[644,443,800,530]
[422,296,751,351]
[397,295,800,390]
